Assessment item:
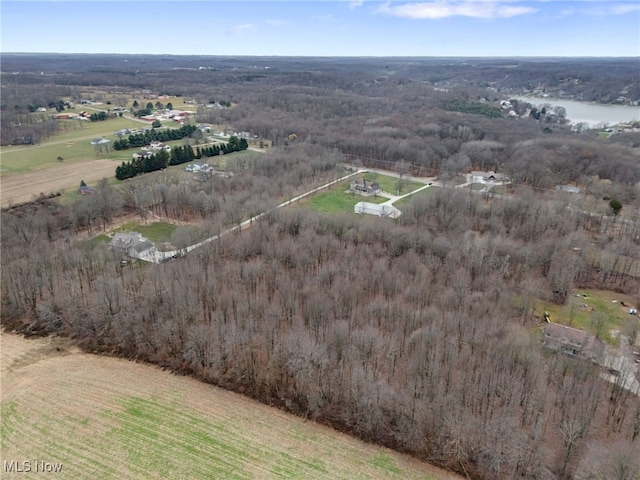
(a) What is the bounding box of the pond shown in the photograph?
[514,96,639,127]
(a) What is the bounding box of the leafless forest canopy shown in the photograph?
[2,55,640,479]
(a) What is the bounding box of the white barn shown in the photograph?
[354,202,402,219]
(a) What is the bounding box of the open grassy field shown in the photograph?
[394,185,440,207]
[69,92,197,112]
[1,332,461,480]
[1,159,120,207]
[0,116,247,207]
[298,181,387,214]
[114,221,177,243]
[0,115,205,176]
[532,289,638,345]
[221,148,262,169]
[0,117,148,175]
[1,140,96,175]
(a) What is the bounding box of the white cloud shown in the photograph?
[349,0,365,8]
[377,1,537,19]
[553,1,640,17]
[265,19,288,27]
[231,23,255,35]
[608,3,640,15]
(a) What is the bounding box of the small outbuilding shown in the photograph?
[354,202,402,219]
[555,185,581,194]
[133,150,153,160]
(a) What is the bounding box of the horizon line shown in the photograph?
[2,52,639,59]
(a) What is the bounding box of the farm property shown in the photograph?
[534,289,640,346]
[0,159,119,207]
[298,180,387,214]
[1,332,461,480]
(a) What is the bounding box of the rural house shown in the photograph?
[149,141,171,152]
[542,322,605,363]
[77,185,96,195]
[133,150,153,160]
[471,171,508,182]
[109,232,156,261]
[185,162,214,173]
[350,178,382,196]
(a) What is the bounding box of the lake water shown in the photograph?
[515,96,640,127]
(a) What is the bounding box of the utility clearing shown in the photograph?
[1,332,460,480]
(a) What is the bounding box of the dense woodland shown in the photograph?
[2,55,640,479]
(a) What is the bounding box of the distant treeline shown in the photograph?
[113,124,198,150]
[115,136,248,180]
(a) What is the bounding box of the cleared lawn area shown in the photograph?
[1,159,120,207]
[298,181,387,214]
[42,117,145,144]
[394,185,440,207]
[0,141,97,174]
[532,289,638,346]
[222,148,262,169]
[361,172,424,195]
[0,118,149,174]
[114,221,177,244]
[1,332,461,480]
[0,122,247,206]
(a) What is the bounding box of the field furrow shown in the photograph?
[1,332,460,480]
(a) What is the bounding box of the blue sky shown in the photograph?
[1,1,639,56]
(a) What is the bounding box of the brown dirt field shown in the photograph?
[1,332,462,480]
[0,160,118,207]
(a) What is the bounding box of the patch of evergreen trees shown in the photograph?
[195,136,249,159]
[113,124,198,150]
[89,111,108,121]
[115,136,249,181]
[115,150,170,180]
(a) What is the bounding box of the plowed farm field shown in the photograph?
[0,160,118,207]
[1,332,461,480]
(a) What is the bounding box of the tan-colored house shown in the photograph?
[542,322,605,363]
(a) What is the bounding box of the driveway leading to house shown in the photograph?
[135,169,370,263]
[136,169,446,263]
